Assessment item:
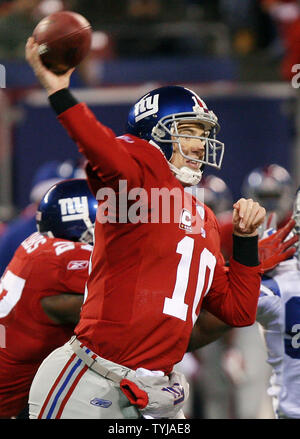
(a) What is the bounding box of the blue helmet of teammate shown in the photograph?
[36,179,97,245]
[198,174,233,215]
[126,86,224,185]
[242,164,293,223]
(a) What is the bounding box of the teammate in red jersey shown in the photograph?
[0,179,97,419]
[26,38,266,420]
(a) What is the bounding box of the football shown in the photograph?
[32,11,92,75]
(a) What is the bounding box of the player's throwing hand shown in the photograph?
[25,37,74,96]
[232,198,266,237]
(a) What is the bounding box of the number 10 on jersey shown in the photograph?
[163,236,216,324]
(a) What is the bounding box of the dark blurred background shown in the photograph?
[0,0,299,217]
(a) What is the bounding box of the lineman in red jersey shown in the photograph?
[26,38,266,419]
[0,179,96,418]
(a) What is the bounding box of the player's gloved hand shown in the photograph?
[120,369,189,419]
[258,218,299,273]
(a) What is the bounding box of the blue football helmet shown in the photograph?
[36,179,97,245]
[126,86,224,185]
[199,174,233,214]
[242,164,293,224]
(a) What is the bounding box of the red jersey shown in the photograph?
[58,103,261,374]
[0,233,92,417]
[216,210,234,262]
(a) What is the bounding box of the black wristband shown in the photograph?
[232,234,259,267]
[48,88,78,115]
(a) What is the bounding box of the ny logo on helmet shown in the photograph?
[58,196,89,222]
[134,93,159,122]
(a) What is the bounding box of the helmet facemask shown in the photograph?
[151,112,224,186]
[80,217,95,245]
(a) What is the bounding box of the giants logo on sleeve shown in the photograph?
[58,197,89,222]
[134,93,159,122]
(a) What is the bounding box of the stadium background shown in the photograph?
[1,0,300,419]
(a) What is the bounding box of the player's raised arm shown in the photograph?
[25,37,143,191]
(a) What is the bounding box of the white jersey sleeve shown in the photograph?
[257,259,300,419]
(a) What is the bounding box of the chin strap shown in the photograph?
[148,139,203,186]
[168,163,202,186]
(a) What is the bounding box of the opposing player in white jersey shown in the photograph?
[257,189,300,418]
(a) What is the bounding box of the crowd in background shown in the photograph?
[0,0,300,81]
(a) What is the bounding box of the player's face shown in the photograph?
[170,123,206,172]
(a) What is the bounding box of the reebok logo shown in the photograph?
[67,260,89,270]
[90,398,112,408]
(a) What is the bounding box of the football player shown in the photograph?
[0,159,78,277]
[0,179,97,419]
[26,37,266,420]
[258,189,300,419]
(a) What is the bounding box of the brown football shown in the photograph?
[32,11,92,75]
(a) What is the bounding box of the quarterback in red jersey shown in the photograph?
[0,179,96,418]
[26,38,266,420]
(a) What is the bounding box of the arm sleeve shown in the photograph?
[202,218,262,327]
[49,90,144,192]
[56,245,92,294]
[256,285,281,328]
[202,256,262,327]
